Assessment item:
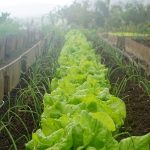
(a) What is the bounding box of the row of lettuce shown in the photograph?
[26,30,150,150]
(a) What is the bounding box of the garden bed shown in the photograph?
[0,75,39,150]
[95,40,150,137]
[0,30,64,150]
[1,30,150,149]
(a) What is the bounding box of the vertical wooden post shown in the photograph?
[4,75,10,95]
[0,70,4,101]
[0,37,6,62]
[21,56,27,73]
[117,36,125,51]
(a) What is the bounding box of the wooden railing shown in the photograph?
[0,30,42,63]
[0,35,49,106]
[101,33,150,75]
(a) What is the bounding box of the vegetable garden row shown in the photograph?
[101,33,150,75]
[0,28,64,150]
[26,30,150,149]
[0,35,49,106]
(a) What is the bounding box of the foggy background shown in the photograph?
[0,0,149,18]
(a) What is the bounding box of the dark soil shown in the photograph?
[0,111,37,150]
[123,82,150,135]
[97,48,150,138]
[0,31,63,150]
[0,49,57,150]
[0,74,41,150]
[1,34,150,149]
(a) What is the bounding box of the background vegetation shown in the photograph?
[0,12,20,37]
[45,0,150,33]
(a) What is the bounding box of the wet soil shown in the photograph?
[123,82,150,135]
[0,35,150,149]
[97,48,150,138]
[0,32,63,150]
[0,74,42,150]
[0,53,55,150]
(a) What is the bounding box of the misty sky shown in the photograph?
[0,0,149,18]
[0,0,74,18]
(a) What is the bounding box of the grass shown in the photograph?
[84,29,150,143]
[1,121,17,150]
[0,27,64,149]
[85,29,150,98]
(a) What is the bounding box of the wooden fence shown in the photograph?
[0,30,42,63]
[0,35,50,105]
[101,33,150,74]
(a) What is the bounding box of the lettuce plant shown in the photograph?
[26,30,150,150]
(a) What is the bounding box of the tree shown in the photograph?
[60,1,94,28]
[0,12,10,23]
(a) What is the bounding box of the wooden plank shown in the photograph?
[20,38,46,72]
[35,41,41,57]
[125,38,150,64]
[0,70,4,101]
[102,37,136,65]
[4,57,21,93]
[101,35,150,75]
[23,43,39,69]
[40,39,45,54]
[0,37,6,61]
[24,48,36,69]
[16,34,24,51]
[37,41,43,56]
[5,35,17,58]
[0,35,49,103]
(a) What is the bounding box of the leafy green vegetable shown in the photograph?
[26,30,150,150]
[119,133,150,150]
